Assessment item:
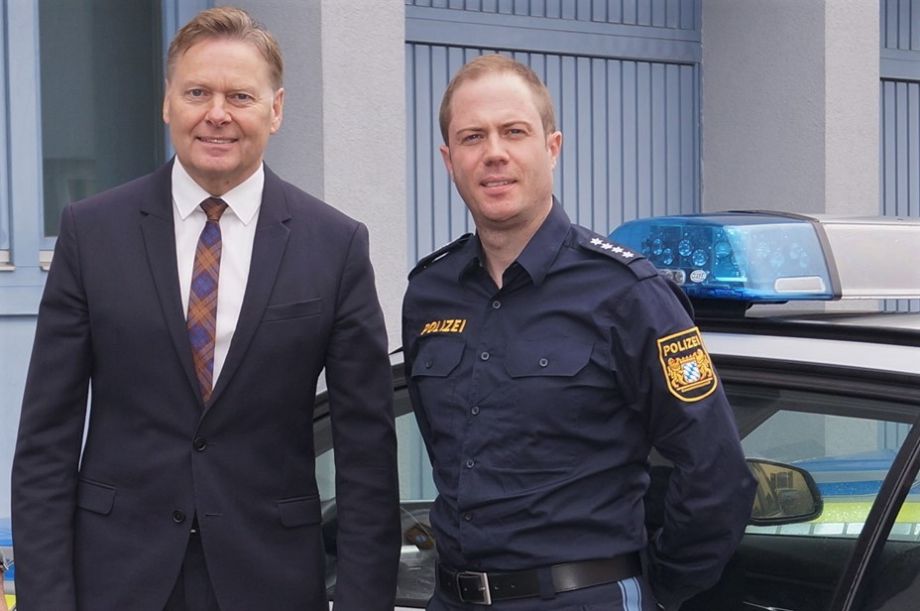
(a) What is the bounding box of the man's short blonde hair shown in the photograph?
[439,54,557,143]
[167,6,283,89]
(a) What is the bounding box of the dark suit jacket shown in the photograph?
[11,161,401,611]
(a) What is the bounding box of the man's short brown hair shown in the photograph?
[167,6,283,90]
[439,54,557,144]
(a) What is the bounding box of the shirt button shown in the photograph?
[480,351,490,361]
[425,360,433,369]
[471,405,480,416]
[491,300,501,309]
[463,513,473,521]
[465,459,475,468]
[193,437,208,452]
[539,357,549,367]
[172,510,186,524]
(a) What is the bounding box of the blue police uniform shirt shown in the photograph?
[402,200,756,606]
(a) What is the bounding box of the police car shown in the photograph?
[311,211,920,611]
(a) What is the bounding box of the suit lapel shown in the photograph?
[139,161,203,404]
[207,167,291,408]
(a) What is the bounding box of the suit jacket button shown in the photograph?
[172,510,186,524]
[193,437,208,452]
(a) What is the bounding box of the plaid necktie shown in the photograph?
[187,197,228,402]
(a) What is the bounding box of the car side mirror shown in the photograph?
[747,458,823,526]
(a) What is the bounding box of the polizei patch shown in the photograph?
[656,327,718,402]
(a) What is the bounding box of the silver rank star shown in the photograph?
[611,246,623,253]
[590,237,604,245]
[622,251,635,258]
[601,243,614,250]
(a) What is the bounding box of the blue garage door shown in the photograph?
[406,0,702,264]
[880,0,920,312]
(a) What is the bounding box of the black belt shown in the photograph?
[437,554,641,605]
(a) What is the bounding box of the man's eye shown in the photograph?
[507,128,525,136]
[461,134,482,144]
[188,89,205,97]
[231,93,253,103]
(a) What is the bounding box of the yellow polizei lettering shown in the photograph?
[419,318,469,336]
[663,335,700,355]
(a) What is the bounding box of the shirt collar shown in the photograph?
[457,234,485,280]
[172,157,264,225]
[457,198,570,286]
[515,198,570,286]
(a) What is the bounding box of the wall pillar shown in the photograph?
[702,0,879,215]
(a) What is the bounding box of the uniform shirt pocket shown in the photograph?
[277,495,322,527]
[497,340,603,473]
[76,479,116,516]
[411,336,465,378]
[262,298,323,322]
[505,339,592,378]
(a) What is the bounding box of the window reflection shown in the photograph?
[39,0,164,237]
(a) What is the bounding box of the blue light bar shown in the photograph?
[609,213,838,302]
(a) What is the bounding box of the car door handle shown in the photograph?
[743,602,796,611]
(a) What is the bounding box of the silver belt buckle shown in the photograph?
[456,570,492,605]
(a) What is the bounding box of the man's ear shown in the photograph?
[547,130,562,169]
[162,83,171,125]
[270,87,285,134]
[440,144,453,180]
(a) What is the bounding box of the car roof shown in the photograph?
[699,309,920,376]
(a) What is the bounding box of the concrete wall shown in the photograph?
[701,0,879,215]
[824,0,879,214]
[230,0,408,350]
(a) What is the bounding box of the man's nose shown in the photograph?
[483,134,508,164]
[205,98,232,125]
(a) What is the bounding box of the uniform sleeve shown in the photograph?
[611,275,756,608]
[11,205,91,611]
[324,223,402,611]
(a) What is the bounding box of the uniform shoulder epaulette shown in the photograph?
[409,233,474,279]
[574,227,657,279]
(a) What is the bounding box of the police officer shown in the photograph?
[402,55,756,611]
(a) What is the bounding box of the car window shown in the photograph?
[728,383,913,539]
[698,381,919,611]
[743,411,906,539]
[314,386,437,608]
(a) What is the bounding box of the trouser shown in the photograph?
[164,528,222,611]
[428,576,660,611]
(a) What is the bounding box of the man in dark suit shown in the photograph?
[11,7,400,611]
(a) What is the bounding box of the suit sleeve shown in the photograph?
[324,223,401,611]
[11,206,91,611]
[612,276,756,609]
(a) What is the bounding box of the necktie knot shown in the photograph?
[201,197,228,222]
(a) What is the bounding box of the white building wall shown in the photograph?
[701,0,879,215]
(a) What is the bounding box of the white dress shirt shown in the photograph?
[172,159,263,389]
